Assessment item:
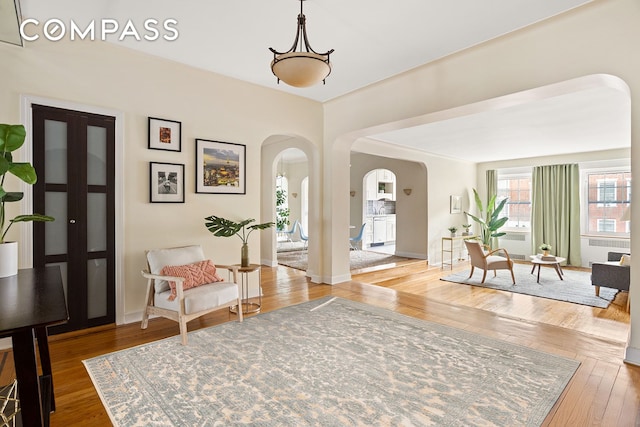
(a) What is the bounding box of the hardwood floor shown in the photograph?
[1,260,637,426]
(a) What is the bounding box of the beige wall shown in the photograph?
[1,38,323,323]
[322,0,640,361]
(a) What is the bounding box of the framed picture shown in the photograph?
[196,139,246,194]
[450,195,462,214]
[148,117,181,152]
[150,162,185,203]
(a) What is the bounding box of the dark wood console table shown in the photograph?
[0,266,68,426]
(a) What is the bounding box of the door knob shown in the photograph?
[69,219,76,224]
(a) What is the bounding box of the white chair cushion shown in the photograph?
[147,245,206,293]
[154,281,239,315]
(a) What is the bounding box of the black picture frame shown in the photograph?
[148,117,182,152]
[150,162,185,203]
[195,139,246,194]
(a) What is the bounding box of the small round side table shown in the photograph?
[229,264,262,314]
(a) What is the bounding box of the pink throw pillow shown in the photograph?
[160,259,223,301]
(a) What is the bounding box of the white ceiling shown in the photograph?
[19,0,595,102]
[18,0,630,162]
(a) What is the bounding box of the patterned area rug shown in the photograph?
[84,298,579,426]
[441,262,618,308]
[278,249,411,271]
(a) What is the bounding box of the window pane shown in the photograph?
[587,171,631,235]
[497,175,531,228]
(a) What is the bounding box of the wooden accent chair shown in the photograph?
[464,240,516,284]
[141,245,243,345]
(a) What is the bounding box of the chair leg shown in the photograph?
[467,266,475,279]
[510,268,515,285]
[595,285,600,297]
[141,279,154,330]
[179,317,188,345]
[481,269,487,283]
[141,308,150,330]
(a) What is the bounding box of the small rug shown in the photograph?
[84,297,579,426]
[278,249,410,271]
[441,262,618,308]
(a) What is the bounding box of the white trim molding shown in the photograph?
[624,345,640,367]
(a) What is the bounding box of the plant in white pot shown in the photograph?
[0,124,54,277]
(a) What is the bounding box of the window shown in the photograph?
[497,175,531,228]
[596,179,617,207]
[586,171,630,235]
[597,219,616,233]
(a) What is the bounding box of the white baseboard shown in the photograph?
[624,345,640,366]
[395,251,427,260]
[327,273,351,284]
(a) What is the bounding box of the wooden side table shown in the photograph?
[228,264,262,314]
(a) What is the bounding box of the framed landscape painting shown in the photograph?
[150,162,185,203]
[148,117,181,152]
[196,139,246,194]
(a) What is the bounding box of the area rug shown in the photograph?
[278,249,411,271]
[441,262,618,308]
[84,297,579,426]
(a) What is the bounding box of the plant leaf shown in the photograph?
[248,222,274,231]
[10,214,54,223]
[204,215,242,237]
[0,192,23,203]
[9,162,37,185]
[0,124,26,152]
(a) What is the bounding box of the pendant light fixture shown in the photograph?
[269,0,334,88]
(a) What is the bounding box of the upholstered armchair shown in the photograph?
[591,252,630,311]
[141,245,243,345]
[464,240,516,284]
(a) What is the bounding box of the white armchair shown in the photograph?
[141,245,243,345]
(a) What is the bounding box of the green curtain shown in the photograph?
[531,164,581,266]
[486,170,499,249]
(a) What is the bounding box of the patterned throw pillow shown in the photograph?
[160,260,223,301]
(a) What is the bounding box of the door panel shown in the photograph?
[32,104,115,334]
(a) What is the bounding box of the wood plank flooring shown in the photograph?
[0,260,637,426]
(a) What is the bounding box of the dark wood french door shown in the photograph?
[31,104,116,334]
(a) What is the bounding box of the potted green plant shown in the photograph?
[204,215,274,267]
[447,226,458,237]
[464,188,508,250]
[539,243,552,256]
[462,223,472,236]
[275,186,290,231]
[0,124,54,278]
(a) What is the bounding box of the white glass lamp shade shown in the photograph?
[271,52,331,88]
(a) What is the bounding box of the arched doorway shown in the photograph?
[260,135,321,282]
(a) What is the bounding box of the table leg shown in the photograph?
[12,329,44,426]
[531,263,536,274]
[553,263,564,280]
[35,327,55,412]
[537,265,541,283]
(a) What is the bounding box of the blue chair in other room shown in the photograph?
[350,223,366,250]
[280,219,299,243]
[298,223,309,249]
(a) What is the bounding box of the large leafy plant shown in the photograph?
[0,124,54,243]
[464,188,508,249]
[204,215,274,244]
[275,186,290,231]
